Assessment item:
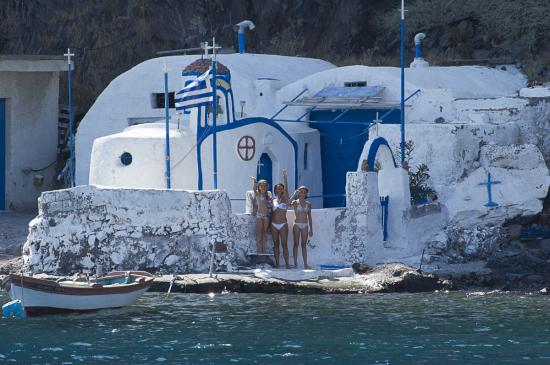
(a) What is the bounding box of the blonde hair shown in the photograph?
[258,179,270,201]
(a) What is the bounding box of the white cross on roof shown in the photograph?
[64,48,74,65]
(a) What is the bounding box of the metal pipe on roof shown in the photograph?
[414,33,426,59]
[234,20,255,54]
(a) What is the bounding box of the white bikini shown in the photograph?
[294,202,310,230]
[255,193,271,218]
[271,200,288,231]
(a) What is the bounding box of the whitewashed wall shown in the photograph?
[1,71,61,210]
[23,171,398,274]
[24,186,248,274]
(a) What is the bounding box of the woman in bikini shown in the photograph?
[271,170,291,268]
[250,177,272,254]
[291,186,313,269]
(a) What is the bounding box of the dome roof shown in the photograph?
[182,58,230,74]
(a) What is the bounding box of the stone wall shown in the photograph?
[24,186,250,274]
[23,172,394,274]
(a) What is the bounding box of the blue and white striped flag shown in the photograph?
[175,68,213,111]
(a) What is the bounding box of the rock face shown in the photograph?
[23,186,249,275]
[149,263,451,294]
[360,263,447,293]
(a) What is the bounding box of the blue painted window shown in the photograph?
[120,152,132,166]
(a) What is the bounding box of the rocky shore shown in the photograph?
[0,263,451,295]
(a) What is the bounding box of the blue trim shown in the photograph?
[269,89,308,120]
[366,137,398,171]
[196,116,299,189]
[380,196,389,241]
[0,99,5,210]
[400,14,405,164]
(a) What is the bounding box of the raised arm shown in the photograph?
[283,170,290,203]
[250,176,258,196]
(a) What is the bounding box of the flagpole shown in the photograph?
[212,38,218,190]
[400,0,406,165]
[64,48,75,187]
[164,65,171,189]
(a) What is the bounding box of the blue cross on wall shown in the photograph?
[479,172,501,208]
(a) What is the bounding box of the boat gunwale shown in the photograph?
[4,272,154,296]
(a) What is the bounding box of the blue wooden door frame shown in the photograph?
[256,153,273,191]
[0,99,5,210]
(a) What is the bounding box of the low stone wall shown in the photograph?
[23,172,390,274]
[24,186,251,274]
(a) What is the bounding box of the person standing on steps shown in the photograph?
[250,176,272,254]
[291,186,313,269]
[270,170,291,268]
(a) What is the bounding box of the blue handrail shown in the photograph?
[269,89,308,120]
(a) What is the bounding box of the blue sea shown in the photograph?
[1,291,549,364]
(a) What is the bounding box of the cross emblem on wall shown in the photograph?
[237,136,255,161]
[479,171,501,208]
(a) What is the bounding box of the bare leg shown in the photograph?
[255,219,264,253]
[301,228,310,269]
[261,218,270,254]
[271,226,280,268]
[280,224,290,269]
[292,224,300,268]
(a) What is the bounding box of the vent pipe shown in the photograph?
[414,33,426,58]
[234,20,255,54]
[411,33,429,68]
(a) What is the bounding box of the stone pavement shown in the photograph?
[0,211,35,254]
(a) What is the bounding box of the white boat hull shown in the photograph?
[3,271,154,315]
[9,284,149,312]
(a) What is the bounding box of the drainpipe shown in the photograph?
[234,20,255,54]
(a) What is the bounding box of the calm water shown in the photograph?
[1,291,549,364]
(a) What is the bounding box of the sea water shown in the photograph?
[0,291,549,364]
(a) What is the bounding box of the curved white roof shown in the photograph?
[76,53,335,185]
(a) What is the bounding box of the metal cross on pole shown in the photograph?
[399,0,406,166]
[200,40,221,58]
[64,48,75,187]
[479,171,501,208]
[369,112,382,136]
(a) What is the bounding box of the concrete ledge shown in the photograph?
[0,56,67,72]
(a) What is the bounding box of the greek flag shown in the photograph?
[175,68,213,111]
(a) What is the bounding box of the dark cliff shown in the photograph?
[0,0,548,117]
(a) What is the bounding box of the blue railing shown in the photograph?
[380,196,389,241]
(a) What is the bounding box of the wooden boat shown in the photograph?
[1,271,154,316]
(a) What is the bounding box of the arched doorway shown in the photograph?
[256,153,273,190]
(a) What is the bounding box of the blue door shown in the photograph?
[309,108,399,208]
[256,153,272,191]
[0,99,5,210]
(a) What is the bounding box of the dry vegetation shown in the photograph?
[0,0,548,119]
